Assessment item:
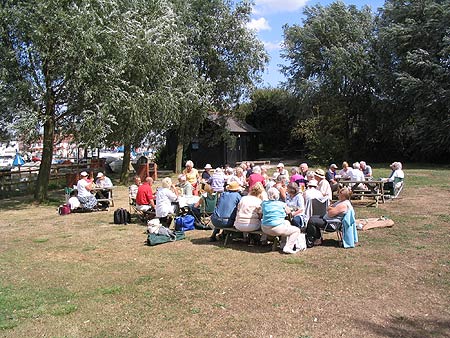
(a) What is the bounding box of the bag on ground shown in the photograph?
[147,231,186,246]
[58,204,71,215]
[114,208,131,224]
[294,233,307,251]
[175,215,195,231]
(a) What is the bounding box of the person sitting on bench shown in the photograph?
[136,177,156,212]
[76,171,97,210]
[234,182,264,232]
[155,177,179,227]
[261,187,301,254]
[209,181,242,242]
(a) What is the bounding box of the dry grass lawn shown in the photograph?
[0,165,449,337]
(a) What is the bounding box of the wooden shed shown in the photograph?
[167,114,261,168]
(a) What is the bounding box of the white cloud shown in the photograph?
[254,0,308,14]
[264,40,282,51]
[246,17,271,32]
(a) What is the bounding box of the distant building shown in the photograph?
[167,114,261,168]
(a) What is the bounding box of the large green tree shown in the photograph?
[0,0,194,200]
[169,0,268,172]
[91,0,204,183]
[281,1,377,162]
[376,0,450,161]
[1,0,120,201]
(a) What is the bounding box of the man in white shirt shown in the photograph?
[95,172,113,208]
[304,179,323,201]
[350,162,367,191]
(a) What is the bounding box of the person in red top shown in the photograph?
[247,165,266,190]
[135,177,156,212]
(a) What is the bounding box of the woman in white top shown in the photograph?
[234,182,264,232]
[383,162,405,194]
[155,177,179,227]
[76,171,97,209]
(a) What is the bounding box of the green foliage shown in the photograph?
[282,1,377,160]
[167,0,268,171]
[376,0,450,162]
[243,88,299,156]
[292,115,347,163]
[279,0,449,163]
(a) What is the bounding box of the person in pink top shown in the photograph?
[289,167,305,187]
[247,165,265,189]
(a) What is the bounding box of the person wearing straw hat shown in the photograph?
[314,169,332,200]
[76,171,98,210]
[209,181,242,242]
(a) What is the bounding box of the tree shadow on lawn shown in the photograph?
[355,315,450,338]
[0,190,63,211]
[189,236,277,254]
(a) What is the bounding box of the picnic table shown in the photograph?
[339,180,385,207]
[91,186,115,207]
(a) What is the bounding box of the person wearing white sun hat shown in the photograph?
[76,171,98,209]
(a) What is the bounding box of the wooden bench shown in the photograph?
[221,227,279,251]
[339,180,385,207]
[92,187,115,207]
[235,160,271,167]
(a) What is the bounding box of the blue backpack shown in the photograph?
[175,215,195,231]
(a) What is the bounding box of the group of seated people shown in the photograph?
[325,160,405,195]
[206,176,355,254]
[67,171,114,211]
[67,159,403,252]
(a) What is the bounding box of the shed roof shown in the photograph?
[208,113,260,133]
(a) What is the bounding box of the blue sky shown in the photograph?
[247,0,386,87]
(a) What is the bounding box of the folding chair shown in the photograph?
[129,196,155,223]
[384,177,404,199]
[393,177,404,198]
[305,197,329,222]
[305,197,341,242]
[189,192,217,229]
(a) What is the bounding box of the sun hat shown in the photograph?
[97,172,104,178]
[277,162,284,168]
[226,181,241,191]
[308,179,318,187]
[204,164,212,169]
[214,167,223,173]
[330,164,338,169]
[314,169,325,178]
[80,171,88,177]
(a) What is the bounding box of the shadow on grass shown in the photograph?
[355,316,450,338]
[0,189,63,211]
[189,236,276,254]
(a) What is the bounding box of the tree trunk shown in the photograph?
[120,143,132,184]
[34,111,55,202]
[175,142,183,174]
